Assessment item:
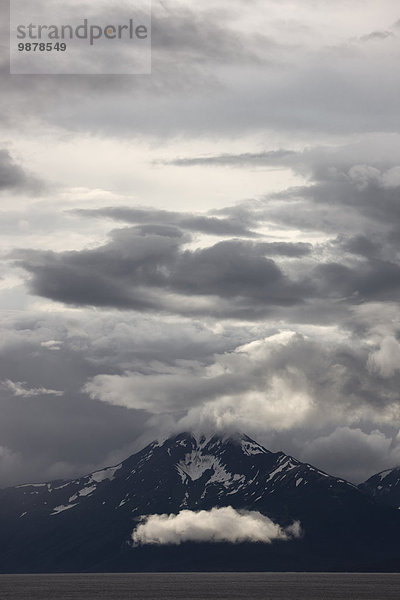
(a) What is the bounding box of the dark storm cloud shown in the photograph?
[311,259,400,302]
[302,179,400,229]
[334,235,382,259]
[79,207,314,254]
[0,149,42,193]
[4,182,400,486]
[13,227,312,318]
[74,206,257,237]
[15,221,400,322]
[14,226,185,311]
[171,241,305,304]
[11,146,400,320]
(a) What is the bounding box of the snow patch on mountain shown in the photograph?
[53,482,71,490]
[69,484,97,503]
[266,456,297,482]
[241,439,267,456]
[16,483,47,489]
[176,451,223,482]
[51,503,78,515]
[89,464,121,484]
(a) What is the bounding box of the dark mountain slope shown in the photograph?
[359,467,400,509]
[1,432,400,572]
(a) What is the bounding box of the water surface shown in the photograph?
[0,572,399,599]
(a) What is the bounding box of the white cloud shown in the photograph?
[2,379,64,398]
[83,331,313,431]
[177,373,313,433]
[40,340,63,350]
[132,506,301,546]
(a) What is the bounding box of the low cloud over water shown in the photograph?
[132,506,301,545]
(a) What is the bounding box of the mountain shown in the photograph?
[1,432,400,573]
[359,467,400,509]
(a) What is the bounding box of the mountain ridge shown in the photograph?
[1,431,400,573]
[7,430,356,494]
[359,466,400,510]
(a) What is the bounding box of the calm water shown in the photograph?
[0,573,399,600]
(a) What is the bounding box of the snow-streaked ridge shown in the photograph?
[241,438,268,456]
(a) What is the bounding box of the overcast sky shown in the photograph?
[1,0,400,486]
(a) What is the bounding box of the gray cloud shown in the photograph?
[13,176,400,319]
[360,31,394,42]
[162,150,297,168]
[300,427,400,484]
[81,322,400,485]
[74,206,257,237]
[367,336,400,378]
[162,143,400,190]
[13,228,313,318]
[0,2,271,137]
[0,149,42,193]
[151,6,269,65]
[0,308,252,487]
[83,327,400,428]
[335,235,382,259]
[2,2,399,140]
[4,136,400,488]
[312,259,400,302]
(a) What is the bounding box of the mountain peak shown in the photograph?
[154,430,270,456]
[359,466,400,509]
[2,430,400,572]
